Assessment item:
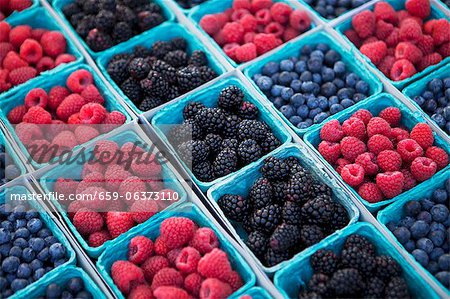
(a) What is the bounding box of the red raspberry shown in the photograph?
[199,278,233,299]
[425,146,448,170]
[405,0,430,19]
[423,19,436,34]
[253,33,279,55]
[231,9,251,22]
[410,123,434,150]
[31,28,47,41]
[111,260,145,295]
[341,163,365,187]
[438,42,450,57]
[19,38,42,64]
[223,43,239,61]
[352,109,373,125]
[88,230,111,248]
[377,150,402,172]
[416,35,434,55]
[23,106,52,124]
[55,53,76,66]
[264,22,284,38]
[7,105,27,124]
[375,20,394,40]
[367,134,393,155]
[73,208,103,235]
[391,128,409,143]
[166,248,181,267]
[0,42,13,61]
[128,236,153,265]
[250,0,272,13]
[255,9,272,26]
[47,86,70,111]
[379,107,401,127]
[200,14,221,35]
[75,171,104,193]
[352,11,375,39]
[189,227,219,254]
[226,271,243,291]
[342,117,366,140]
[129,284,154,299]
[289,10,310,32]
[105,165,131,192]
[385,28,399,47]
[233,0,251,10]
[320,120,344,142]
[394,42,422,65]
[335,158,351,174]
[418,53,442,71]
[0,22,11,42]
[78,103,107,124]
[397,138,423,163]
[130,200,158,224]
[340,136,367,162]
[184,273,203,297]
[118,177,147,199]
[142,255,170,282]
[235,43,257,63]
[401,169,417,190]
[74,125,100,144]
[355,152,378,176]
[9,66,37,85]
[56,94,86,121]
[283,26,299,42]
[318,141,341,164]
[3,51,28,71]
[9,25,31,48]
[390,59,416,81]
[222,22,244,44]
[373,2,398,24]
[151,268,183,290]
[67,69,93,93]
[399,19,422,42]
[154,237,169,256]
[94,139,119,159]
[378,55,395,76]
[367,117,391,138]
[153,286,190,299]
[36,56,55,73]
[81,161,104,179]
[358,182,384,203]
[344,29,362,48]
[269,2,292,25]
[239,14,257,33]
[54,178,77,198]
[376,171,404,198]
[198,248,232,280]
[78,84,103,104]
[411,156,437,182]
[160,217,196,250]
[106,211,134,239]
[130,154,162,179]
[175,246,201,274]
[40,31,67,58]
[15,122,43,145]
[24,88,47,109]
[362,37,379,46]
[9,0,32,11]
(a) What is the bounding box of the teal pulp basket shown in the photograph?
[230,286,272,299]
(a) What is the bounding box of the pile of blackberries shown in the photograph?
[218,155,349,267]
[0,143,20,185]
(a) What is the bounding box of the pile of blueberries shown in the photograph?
[303,0,370,19]
[412,77,450,135]
[175,0,207,9]
[252,43,371,130]
[387,178,450,289]
[0,203,69,297]
[40,277,92,299]
[0,143,21,185]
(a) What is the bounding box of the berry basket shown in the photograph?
[2,0,39,22]
[96,202,256,299]
[243,31,383,137]
[38,127,188,258]
[334,0,450,89]
[273,222,440,298]
[378,170,450,296]
[52,0,176,58]
[151,76,292,192]
[96,22,227,115]
[0,130,26,182]
[0,63,133,170]
[0,7,84,102]
[230,286,272,299]
[304,93,450,213]
[207,143,359,275]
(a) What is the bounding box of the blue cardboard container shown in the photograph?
[97,202,256,299]
[39,129,188,258]
[378,171,450,296]
[96,23,227,115]
[0,63,133,170]
[188,0,316,68]
[304,93,450,213]
[335,0,450,89]
[0,185,76,299]
[208,143,359,274]
[230,286,272,299]
[52,0,176,58]
[0,131,26,181]
[151,76,292,192]
[3,0,39,21]
[243,31,383,137]
[0,7,84,102]
[274,222,440,299]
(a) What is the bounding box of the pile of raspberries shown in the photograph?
[344,0,450,81]
[0,21,75,93]
[0,0,32,20]
[62,0,166,52]
[52,140,179,248]
[6,69,127,164]
[110,217,244,298]
[218,155,349,267]
[199,0,311,63]
[318,106,449,203]
[299,234,411,298]
[169,85,281,183]
[106,38,217,112]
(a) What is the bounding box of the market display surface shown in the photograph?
[0,0,448,298]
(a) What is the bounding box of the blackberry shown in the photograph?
[269,223,300,252]
[242,215,253,234]
[121,78,142,104]
[82,0,99,14]
[169,119,203,145]
[310,249,338,275]
[139,97,163,111]
[193,161,214,182]
[249,178,273,209]
[251,204,281,234]
[238,101,259,119]
[167,86,180,100]
[218,194,249,222]
[300,225,324,247]
[99,0,116,11]
[222,114,242,138]
[133,46,152,58]
[72,12,88,28]
[178,140,209,164]
[328,203,348,231]
[86,29,113,52]
[311,183,332,197]
[177,66,204,92]
[272,181,287,204]
[95,10,115,31]
[138,11,165,31]
[151,41,173,59]
[286,170,313,203]
[238,139,262,164]
[260,156,290,181]
[151,60,177,84]
[199,66,217,82]
[213,148,238,178]
[204,134,223,156]
[128,58,151,80]
[218,85,244,110]
[141,71,169,97]
[307,274,330,297]
[183,102,205,120]
[245,231,268,259]
[341,246,376,275]
[171,37,187,51]
[365,277,385,298]
[385,277,410,299]
[285,156,303,173]
[265,248,289,267]
[107,59,129,84]
[299,291,321,299]
[281,201,301,225]
[112,22,133,44]
[195,108,227,134]
[375,255,402,281]
[301,195,335,225]
[63,3,81,18]
[260,133,280,154]
[164,50,188,68]
[344,235,375,256]
[221,138,239,151]
[328,268,365,297]
[116,5,137,25]
[188,50,208,67]
[237,120,270,141]
[110,53,132,64]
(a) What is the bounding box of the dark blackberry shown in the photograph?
[120,78,142,104]
[344,235,375,256]
[245,231,268,259]
[260,156,290,181]
[272,181,287,204]
[298,291,321,299]
[141,3,163,14]
[188,50,208,67]
[285,156,303,173]
[164,50,188,68]
[178,140,209,164]
[151,60,177,84]
[133,46,152,58]
[281,201,302,225]
[341,246,376,275]
[238,139,262,164]
[286,170,313,203]
[183,102,205,120]
[138,96,163,111]
[218,85,244,110]
[217,194,249,222]
[169,119,203,145]
[328,268,365,297]
[141,71,169,97]
[192,161,214,182]
[328,203,349,232]
[375,255,402,281]
[300,225,324,247]
[199,66,217,82]
[242,216,253,234]
[63,3,81,18]
[107,59,129,84]
[265,248,289,267]
[301,195,335,225]
[195,108,227,134]
[238,101,259,119]
[213,148,238,178]
[307,274,330,297]
[151,41,173,59]
[171,37,187,51]
[237,120,270,141]
[249,178,273,209]
[112,22,133,44]
[310,249,338,275]
[99,0,116,11]
[385,277,410,299]
[82,0,99,14]
[251,204,281,234]
[75,16,96,37]
[167,86,180,100]
[177,66,204,92]
[260,133,280,154]
[116,5,137,25]
[123,0,147,9]
[311,183,332,197]
[222,114,242,138]
[204,134,223,156]
[86,29,114,52]
[221,138,239,151]
[95,10,115,31]
[139,11,165,31]
[269,223,300,253]
[365,277,385,298]
[110,53,132,64]
[128,58,151,80]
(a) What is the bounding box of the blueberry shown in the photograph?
[15,219,27,228]
[404,239,416,252]
[262,62,279,76]
[430,221,445,232]
[428,79,443,94]
[306,97,318,109]
[430,247,445,261]
[322,67,335,82]
[47,283,62,299]
[6,273,16,283]
[76,291,93,299]
[355,80,369,94]
[9,246,22,258]
[62,291,74,299]
[290,80,302,92]
[33,268,46,281]
[15,227,30,239]
[256,76,273,92]
[444,78,450,89]
[429,230,445,247]
[445,89,450,101]
[413,96,426,107]
[312,73,322,84]
[421,198,435,211]
[30,259,43,271]
[281,87,294,100]
[0,228,11,245]
[432,189,448,204]
[431,204,449,223]
[333,61,346,75]
[412,249,429,266]
[427,261,440,274]
[12,205,26,219]
[271,73,279,84]
[2,289,13,298]
[345,73,359,87]
[316,43,329,53]
[320,82,337,97]
[289,116,303,126]
[422,90,434,100]
[49,243,66,260]
[405,201,421,217]
[290,93,305,107]
[280,105,295,118]
[309,108,322,119]
[432,114,446,128]
[324,50,340,66]
[399,216,415,228]
[314,112,329,124]
[0,277,6,290]
[279,71,293,85]
[273,97,285,109]
[300,71,312,82]
[0,243,12,256]
[436,271,450,287]
[417,211,432,223]
[424,99,437,113]
[437,96,448,107]
[1,220,13,231]
[308,57,323,73]
[295,61,307,73]
[67,277,84,294]
[416,238,434,254]
[17,263,32,279]
[2,256,20,273]
[22,248,35,263]
[53,258,67,267]
[37,247,50,262]
[439,254,450,271]
[11,278,28,292]
[29,238,46,252]
[411,220,430,239]
[329,95,339,106]
[271,85,283,97]
[330,103,344,114]
[25,209,38,220]
[318,96,328,110]
[337,88,355,100]
[444,106,450,121]
[393,226,411,244]
[297,122,311,129]
[13,238,28,248]
[280,59,294,72]
[341,99,354,108]
[44,236,59,246]
[297,105,309,119]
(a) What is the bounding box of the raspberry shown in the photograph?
[401,169,417,190]
[239,14,257,33]
[36,56,55,73]
[373,2,397,24]
[362,37,378,46]
[289,10,310,32]
[9,66,36,85]
[73,208,103,235]
[360,41,387,65]
[410,123,434,150]
[251,0,272,13]
[48,86,70,111]
[106,212,134,239]
[416,35,434,55]
[56,94,86,121]
[367,117,391,138]
[9,0,32,11]
[377,150,402,172]
[379,107,401,127]
[94,140,119,160]
[153,286,190,299]
[198,248,232,281]
[151,268,184,290]
[269,2,292,25]
[375,20,394,40]
[142,255,170,282]
[128,236,153,265]
[55,53,76,66]
[358,182,383,203]
[231,9,251,22]
[223,43,239,61]
[410,157,437,182]
[111,260,145,295]
[222,22,244,44]
[340,136,367,162]
[0,22,11,42]
[355,152,378,176]
[418,53,442,71]
[235,43,257,63]
[105,165,131,192]
[318,141,341,164]
[391,128,409,143]
[385,28,399,47]
[118,177,147,199]
[283,26,299,42]
[226,271,243,291]
[31,28,47,41]
[88,230,111,248]
[345,29,362,48]
[189,227,219,254]
[184,273,203,297]
[320,119,344,142]
[399,19,422,42]
[130,200,158,224]
[24,88,47,109]
[367,134,393,155]
[175,247,201,274]
[79,103,107,124]
[54,178,78,197]
[160,217,196,250]
[80,84,104,105]
[130,153,162,178]
[352,109,373,125]
[40,31,67,58]
[129,285,154,299]
[76,172,104,193]
[438,42,450,57]
[405,0,430,19]
[102,111,126,130]
[397,139,423,163]
[67,69,94,93]
[395,42,422,65]
[233,0,251,10]
[23,106,52,124]
[264,22,284,38]
[376,171,404,199]
[425,146,448,170]
[7,105,27,124]
[199,278,233,299]
[9,25,31,48]
[390,59,416,81]
[74,125,100,144]
[15,122,43,145]
[200,15,221,35]
[81,162,105,179]
[19,39,42,64]
[0,42,13,60]
[253,33,278,55]
[342,117,366,140]
[352,11,375,39]
[341,163,365,187]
